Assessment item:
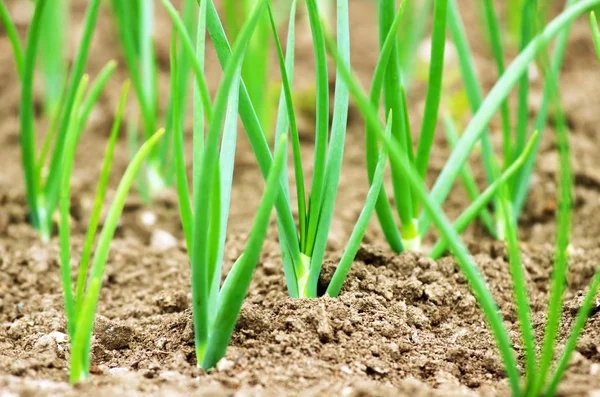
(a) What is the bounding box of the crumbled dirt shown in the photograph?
[1,0,600,396]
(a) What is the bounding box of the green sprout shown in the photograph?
[401,0,600,254]
[1,0,110,241]
[446,0,581,244]
[163,0,289,369]
[58,78,165,383]
[109,0,207,199]
[183,0,386,298]
[265,0,395,298]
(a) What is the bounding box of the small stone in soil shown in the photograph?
[108,367,129,376]
[151,229,178,251]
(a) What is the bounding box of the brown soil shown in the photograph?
[1,0,600,396]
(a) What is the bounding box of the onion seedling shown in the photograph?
[263,0,393,298]
[164,0,290,368]
[1,0,111,241]
[448,0,577,241]
[168,0,389,298]
[327,28,600,396]
[109,0,208,199]
[389,0,600,253]
[59,78,165,383]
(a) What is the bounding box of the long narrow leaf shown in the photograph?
[59,75,89,339]
[19,0,48,235]
[74,81,130,318]
[44,0,103,227]
[414,0,448,181]
[268,2,307,253]
[0,1,24,78]
[326,111,392,297]
[366,3,406,252]
[303,0,330,255]
[160,0,213,122]
[306,0,351,297]
[205,0,302,297]
[545,268,600,396]
[191,0,268,364]
[72,128,165,381]
[419,0,600,236]
[429,131,539,259]
[325,35,521,394]
[203,135,288,369]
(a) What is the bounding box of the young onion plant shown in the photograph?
[262,0,394,298]
[163,0,289,369]
[59,78,165,383]
[1,0,111,241]
[361,0,600,256]
[327,18,600,395]
[109,0,210,199]
[447,0,576,244]
[167,0,389,299]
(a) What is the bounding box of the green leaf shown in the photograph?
[366,2,405,252]
[303,0,330,256]
[378,0,415,242]
[159,0,213,123]
[205,0,302,297]
[71,129,165,382]
[591,11,600,60]
[419,0,600,236]
[326,111,392,297]
[19,0,49,234]
[59,75,89,339]
[203,135,288,369]
[546,268,600,396]
[190,0,268,364]
[324,33,521,395]
[268,2,307,256]
[414,0,448,182]
[0,1,24,79]
[306,0,350,297]
[74,81,129,319]
[430,131,539,259]
[44,0,103,231]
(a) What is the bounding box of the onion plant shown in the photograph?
[357,0,600,255]
[58,77,165,383]
[1,0,110,241]
[327,16,600,395]
[262,0,395,298]
[109,0,208,199]
[446,0,581,244]
[172,0,387,298]
[163,0,290,368]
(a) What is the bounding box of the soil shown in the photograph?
[1,0,600,396]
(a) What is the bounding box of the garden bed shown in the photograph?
[1,0,600,395]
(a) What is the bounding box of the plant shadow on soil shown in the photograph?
[2,0,600,396]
